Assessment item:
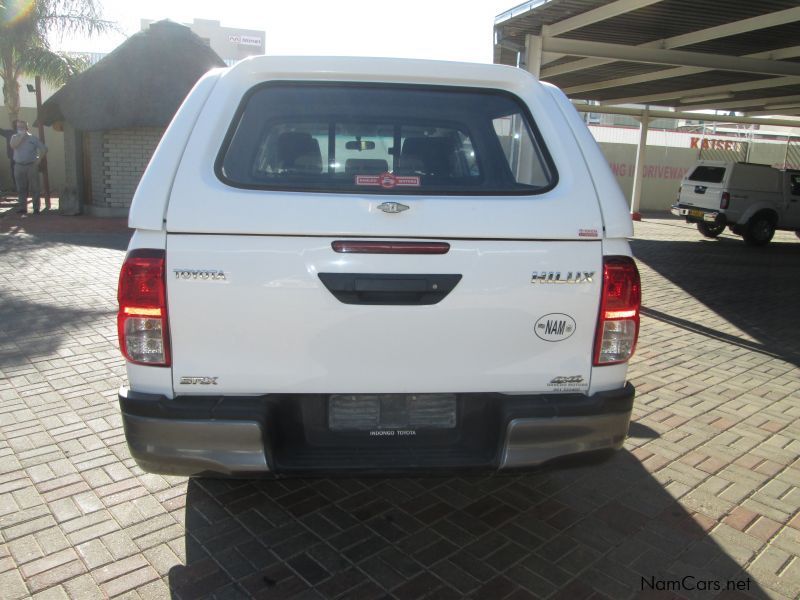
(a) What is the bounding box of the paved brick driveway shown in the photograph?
[0,214,798,599]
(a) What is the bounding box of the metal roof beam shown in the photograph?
[744,107,800,117]
[563,46,800,96]
[650,7,800,49]
[680,93,800,112]
[542,7,800,77]
[495,1,547,26]
[546,0,664,37]
[599,75,800,106]
[496,38,525,54]
[573,104,800,128]
[539,0,665,66]
[542,38,800,77]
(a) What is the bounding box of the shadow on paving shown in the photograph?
[168,451,765,599]
[0,291,112,367]
[631,236,800,367]
[0,210,131,252]
[0,231,131,253]
[48,232,128,252]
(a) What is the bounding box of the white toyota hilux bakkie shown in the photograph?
[117,56,640,477]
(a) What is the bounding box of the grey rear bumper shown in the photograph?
[671,204,725,223]
[119,384,634,476]
[122,412,269,476]
[501,412,630,469]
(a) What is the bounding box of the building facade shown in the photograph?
[141,18,265,66]
[39,21,226,216]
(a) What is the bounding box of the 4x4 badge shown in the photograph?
[180,376,218,385]
[377,202,410,214]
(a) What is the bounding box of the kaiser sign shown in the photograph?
[690,137,741,151]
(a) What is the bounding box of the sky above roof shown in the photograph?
[53,0,515,63]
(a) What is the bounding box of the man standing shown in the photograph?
[10,120,47,214]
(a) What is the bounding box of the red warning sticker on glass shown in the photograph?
[355,172,421,189]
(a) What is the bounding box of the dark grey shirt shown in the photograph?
[11,133,46,164]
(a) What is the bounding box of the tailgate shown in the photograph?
[167,236,602,395]
[679,181,723,211]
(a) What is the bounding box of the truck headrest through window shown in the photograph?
[276,132,322,174]
[400,137,455,176]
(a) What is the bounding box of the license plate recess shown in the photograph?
[329,394,457,431]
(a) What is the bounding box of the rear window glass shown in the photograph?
[217,83,556,195]
[791,172,800,196]
[688,166,726,183]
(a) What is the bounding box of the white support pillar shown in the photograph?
[745,131,754,163]
[784,135,791,169]
[525,34,543,78]
[630,108,650,220]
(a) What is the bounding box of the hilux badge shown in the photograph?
[377,202,410,214]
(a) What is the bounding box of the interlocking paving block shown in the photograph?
[1,219,800,598]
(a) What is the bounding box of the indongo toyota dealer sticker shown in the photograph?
[355,172,421,189]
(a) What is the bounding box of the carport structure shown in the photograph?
[494,0,800,216]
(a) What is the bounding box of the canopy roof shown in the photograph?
[494,0,800,116]
[39,20,225,130]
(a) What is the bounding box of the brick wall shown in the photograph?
[63,124,77,190]
[90,131,104,205]
[87,127,163,216]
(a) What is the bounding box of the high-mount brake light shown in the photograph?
[332,241,450,254]
[117,249,170,366]
[593,256,640,366]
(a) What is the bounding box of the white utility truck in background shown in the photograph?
[116,56,640,477]
[672,160,800,246]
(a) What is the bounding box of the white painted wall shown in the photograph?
[589,125,800,211]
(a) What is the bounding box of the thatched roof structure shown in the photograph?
[38,20,225,130]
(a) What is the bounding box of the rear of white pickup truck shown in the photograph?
[117,57,639,476]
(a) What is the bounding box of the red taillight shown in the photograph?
[720,191,730,209]
[593,256,640,366]
[117,249,170,366]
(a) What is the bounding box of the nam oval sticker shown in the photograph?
[535,313,576,342]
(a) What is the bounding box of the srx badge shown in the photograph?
[531,271,594,284]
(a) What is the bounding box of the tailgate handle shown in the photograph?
[318,273,462,305]
[355,278,427,293]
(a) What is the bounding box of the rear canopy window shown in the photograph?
[217,83,556,194]
[688,166,726,183]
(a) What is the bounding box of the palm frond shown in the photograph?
[37,0,118,37]
[15,45,87,86]
[1,0,114,122]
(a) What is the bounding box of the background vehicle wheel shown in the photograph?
[743,213,776,246]
[697,222,725,238]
